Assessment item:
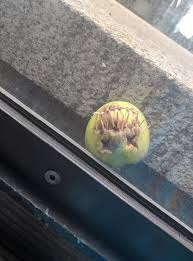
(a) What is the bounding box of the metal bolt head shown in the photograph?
[44,170,61,185]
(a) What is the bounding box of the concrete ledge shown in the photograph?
[1,1,193,206]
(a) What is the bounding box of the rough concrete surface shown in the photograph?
[1,0,193,223]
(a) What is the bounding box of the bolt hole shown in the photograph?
[49,174,55,181]
[44,170,61,185]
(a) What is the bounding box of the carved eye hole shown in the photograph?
[126,135,133,144]
[101,138,118,151]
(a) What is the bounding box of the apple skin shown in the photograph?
[85,101,150,168]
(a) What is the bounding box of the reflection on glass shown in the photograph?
[1,0,193,234]
[175,4,193,39]
[118,0,193,53]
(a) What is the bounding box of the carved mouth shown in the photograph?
[94,104,144,153]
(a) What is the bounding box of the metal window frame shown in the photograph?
[0,177,92,261]
[0,87,192,260]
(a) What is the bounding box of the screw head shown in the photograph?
[44,170,61,185]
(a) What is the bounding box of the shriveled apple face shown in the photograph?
[85,101,150,167]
